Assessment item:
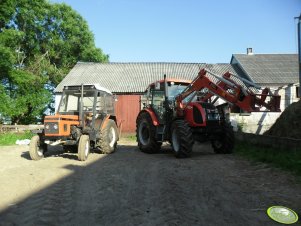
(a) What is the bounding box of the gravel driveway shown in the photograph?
[0,139,300,226]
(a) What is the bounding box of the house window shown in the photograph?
[297,87,300,98]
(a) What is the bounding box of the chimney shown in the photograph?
[247,48,253,55]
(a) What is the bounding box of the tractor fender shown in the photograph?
[137,109,159,126]
[100,115,111,130]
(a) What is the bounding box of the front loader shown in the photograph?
[29,84,119,161]
[136,68,281,157]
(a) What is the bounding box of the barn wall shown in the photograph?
[115,95,141,134]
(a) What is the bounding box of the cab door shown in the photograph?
[151,89,166,124]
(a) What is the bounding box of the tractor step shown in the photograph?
[156,125,166,142]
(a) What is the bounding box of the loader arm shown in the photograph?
[175,69,281,116]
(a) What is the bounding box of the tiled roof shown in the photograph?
[231,54,298,85]
[55,62,244,93]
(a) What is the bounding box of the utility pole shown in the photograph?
[296,14,301,146]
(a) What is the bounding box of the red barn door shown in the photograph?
[115,95,141,134]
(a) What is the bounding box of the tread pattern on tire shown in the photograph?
[136,111,161,153]
[212,123,234,154]
[171,120,194,158]
[98,119,118,154]
[78,135,90,161]
[29,135,44,160]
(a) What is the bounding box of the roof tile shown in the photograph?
[232,54,298,84]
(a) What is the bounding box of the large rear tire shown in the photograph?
[136,112,162,153]
[98,119,118,154]
[171,120,194,158]
[29,135,46,160]
[78,135,90,161]
[211,123,234,154]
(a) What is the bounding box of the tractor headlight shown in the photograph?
[53,124,58,130]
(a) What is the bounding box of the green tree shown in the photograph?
[0,0,108,124]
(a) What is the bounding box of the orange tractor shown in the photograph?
[29,84,118,161]
[136,68,281,157]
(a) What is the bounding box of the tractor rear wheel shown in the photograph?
[211,123,234,154]
[171,120,194,158]
[78,135,90,161]
[136,112,161,153]
[29,135,46,160]
[98,119,118,154]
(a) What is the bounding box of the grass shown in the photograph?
[120,133,137,142]
[0,131,34,146]
[234,141,301,177]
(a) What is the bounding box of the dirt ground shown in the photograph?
[0,139,300,226]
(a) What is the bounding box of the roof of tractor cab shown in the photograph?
[147,78,192,91]
[151,78,192,85]
[63,84,112,95]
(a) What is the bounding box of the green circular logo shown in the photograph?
[267,206,299,224]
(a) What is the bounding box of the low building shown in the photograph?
[230,51,299,134]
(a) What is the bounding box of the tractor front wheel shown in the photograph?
[211,123,234,154]
[171,120,194,158]
[29,135,46,160]
[78,135,90,161]
[136,112,161,153]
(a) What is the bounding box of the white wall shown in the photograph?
[230,83,299,134]
[230,112,281,134]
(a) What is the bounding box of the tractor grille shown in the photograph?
[45,122,59,134]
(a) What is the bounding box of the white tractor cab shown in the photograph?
[29,84,119,161]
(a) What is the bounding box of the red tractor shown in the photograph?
[136,68,281,157]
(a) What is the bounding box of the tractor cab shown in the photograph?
[144,79,191,123]
[143,78,220,127]
[57,84,115,131]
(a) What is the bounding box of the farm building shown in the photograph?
[230,51,299,134]
[55,51,299,134]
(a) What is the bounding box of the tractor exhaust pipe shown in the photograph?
[164,74,167,97]
[163,74,170,111]
[80,83,84,128]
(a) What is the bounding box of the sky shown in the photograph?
[51,0,301,63]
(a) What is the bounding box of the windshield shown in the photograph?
[167,84,198,103]
[167,84,187,100]
[58,90,96,113]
